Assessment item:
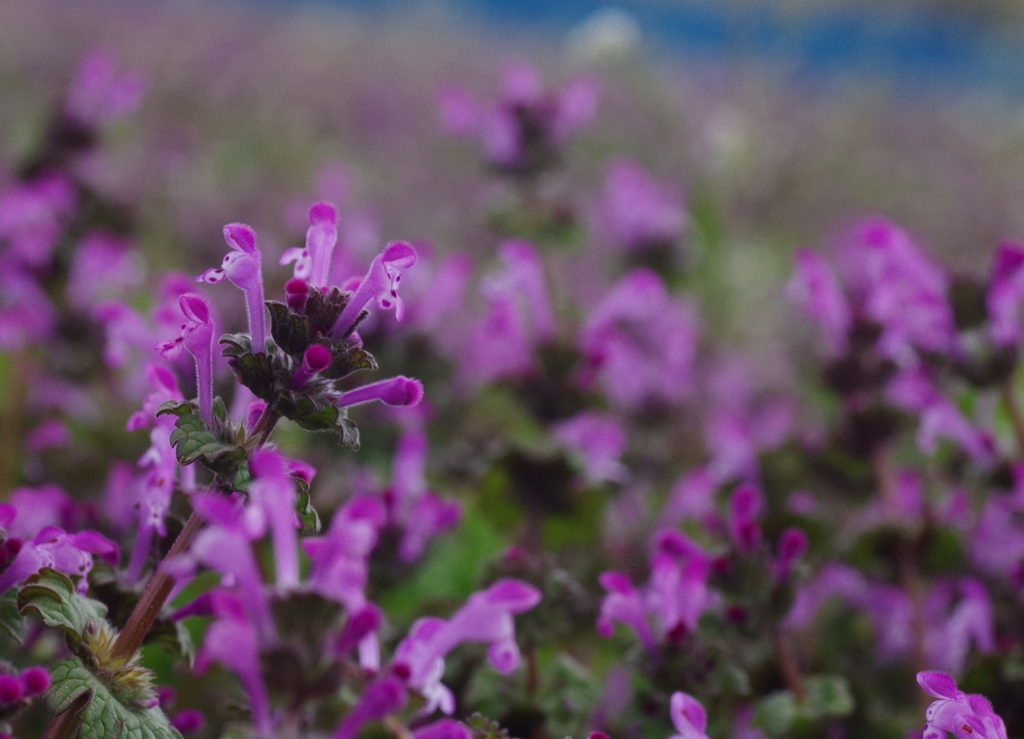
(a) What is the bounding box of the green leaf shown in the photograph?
[466,713,510,739]
[303,287,350,335]
[266,302,313,357]
[277,395,359,448]
[168,413,247,481]
[48,656,182,739]
[229,352,278,403]
[295,483,321,536]
[801,674,854,719]
[219,332,253,359]
[0,588,25,644]
[155,400,193,419]
[753,690,797,736]
[320,341,377,381]
[17,569,108,648]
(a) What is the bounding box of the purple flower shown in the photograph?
[786,248,851,356]
[304,495,386,668]
[66,231,142,309]
[0,174,76,269]
[196,223,266,352]
[923,579,995,675]
[986,241,1024,346]
[887,368,993,463]
[461,288,533,388]
[597,159,687,253]
[580,269,698,410]
[157,294,215,427]
[455,240,552,387]
[393,580,541,711]
[377,426,461,562]
[0,523,117,596]
[399,493,461,563]
[554,412,628,484]
[916,672,1007,739]
[771,528,809,583]
[332,241,417,337]
[441,61,597,174]
[126,425,179,583]
[0,270,56,351]
[597,530,713,649]
[248,449,300,589]
[729,483,763,554]
[64,48,144,127]
[187,494,273,639]
[280,202,338,288]
[291,344,332,389]
[491,240,555,341]
[669,691,710,739]
[596,571,656,653]
[413,719,473,739]
[335,677,406,739]
[647,531,713,640]
[844,218,956,361]
[194,591,273,737]
[92,301,153,371]
[659,466,718,529]
[336,376,424,409]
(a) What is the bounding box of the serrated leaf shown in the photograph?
[295,485,321,536]
[168,414,247,481]
[155,400,193,419]
[219,332,253,359]
[277,395,359,447]
[48,656,182,739]
[145,617,195,666]
[801,675,854,720]
[17,569,108,648]
[0,588,25,644]
[267,302,313,357]
[320,341,377,381]
[303,287,349,335]
[229,352,278,403]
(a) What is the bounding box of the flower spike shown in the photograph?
[337,376,424,409]
[292,344,332,388]
[332,241,417,337]
[157,293,215,427]
[196,223,266,352]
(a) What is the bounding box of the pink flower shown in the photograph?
[157,294,216,427]
[196,223,266,352]
[668,691,710,739]
[333,241,418,337]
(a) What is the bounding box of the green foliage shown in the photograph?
[157,400,248,487]
[294,479,322,536]
[753,675,854,736]
[0,588,25,644]
[47,657,182,739]
[466,712,510,739]
[17,569,108,650]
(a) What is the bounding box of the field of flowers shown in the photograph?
[3,2,1024,738]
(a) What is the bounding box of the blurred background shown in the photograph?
[4,0,1024,357]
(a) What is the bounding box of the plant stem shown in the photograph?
[41,690,91,739]
[525,647,539,696]
[44,511,205,737]
[111,510,204,662]
[774,629,806,703]
[249,405,281,449]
